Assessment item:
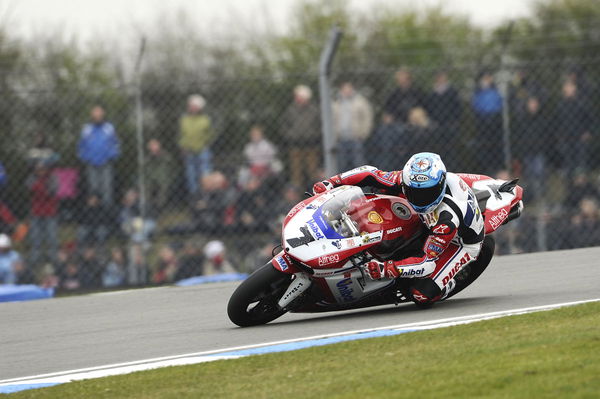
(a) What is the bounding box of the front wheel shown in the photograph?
[227,263,293,327]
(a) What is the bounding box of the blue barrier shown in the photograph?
[0,284,54,303]
[175,273,247,287]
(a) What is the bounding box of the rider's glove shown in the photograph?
[364,260,398,280]
[312,180,334,195]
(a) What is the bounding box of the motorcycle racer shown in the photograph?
[312,152,485,304]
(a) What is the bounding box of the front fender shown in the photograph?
[271,250,304,274]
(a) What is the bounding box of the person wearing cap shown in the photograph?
[282,85,320,188]
[178,94,215,196]
[0,234,24,284]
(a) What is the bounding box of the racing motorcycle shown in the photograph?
[227,174,523,327]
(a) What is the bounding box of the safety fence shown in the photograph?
[1,54,599,292]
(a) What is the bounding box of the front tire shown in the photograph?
[227,264,293,327]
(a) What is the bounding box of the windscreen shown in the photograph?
[314,186,367,239]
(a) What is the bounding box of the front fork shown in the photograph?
[277,273,312,309]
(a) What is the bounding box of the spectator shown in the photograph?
[274,184,302,221]
[27,132,60,166]
[26,162,59,266]
[179,94,214,196]
[383,67,424,123]
[127,243,148,286]
[509,69,544,123]
[564,172,599,211]
[103,247,126,288]
[153,245,179,284]
[471,71,504,175]
[368,113,406,171]
[239,125,280,188]
[0,234,24,284]
[0,161,17,236]
[78,105,120,204]
[554,80,593,175]
[333,82,373,172]
[203,240,237,275]
[192,172,235,233]
[282,85,321,188]
[79,246,103,288]
[513,97,549,201]
[0,161,6,189]
[61,261,81,291]
[425,71,462,166]
[237,175,274,233]
[566,197,600,248]
[146,138,174,210]
[174,241,204,281]
[77,193,111,247]
[119,188,156,244]
[244,125,279,174]
[405,107,437,154]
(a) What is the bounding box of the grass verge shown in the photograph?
[9,302,600,399]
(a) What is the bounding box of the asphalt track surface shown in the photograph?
[2,247,600,380]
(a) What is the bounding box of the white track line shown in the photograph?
[1,297,599,390]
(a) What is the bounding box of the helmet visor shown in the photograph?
[402,175,446,209]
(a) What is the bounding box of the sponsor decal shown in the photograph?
[442,253,471,285]
[336,278,355,302]
[287,202,306,218]
[281,281,305,302]
[386,226,403,234]
[433,224,450,234]
[318,254,340,266]
[427,243,444,254]
[397,267,426,278]
[361,233,382,244]
[410,174,430,182]
[462,174,482,181]
[422,210,439,227]
[459,178,468,191]
[344,238,358,249]
[275,256,288,271]
[307,218,325,240]
[489,208,509,229]
[331,240,342,249]
[306,204,317,210]
[431,236,447,245]
[368,211,384,224]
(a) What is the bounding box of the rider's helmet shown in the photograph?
[401,152,447,214]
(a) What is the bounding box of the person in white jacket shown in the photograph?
[332,82,374,171]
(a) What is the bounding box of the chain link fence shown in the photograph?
[1,52,599,292]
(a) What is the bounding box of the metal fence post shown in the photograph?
[319,27,343,176]
[134,37,147,219]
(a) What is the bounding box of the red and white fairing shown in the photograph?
[273,186,423,305]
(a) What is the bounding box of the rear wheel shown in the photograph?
[445,236,495,300]
[227,264,293,327]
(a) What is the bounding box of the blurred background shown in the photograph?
[0,0,599,293]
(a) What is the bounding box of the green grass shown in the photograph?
[10,302,600,399]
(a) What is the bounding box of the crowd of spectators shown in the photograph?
[1,65,600,290]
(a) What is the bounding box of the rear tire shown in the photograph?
[227,264,293,327]
[445,236,495,300]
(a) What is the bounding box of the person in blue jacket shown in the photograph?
[78,105,120,204]
[471,72,504,175]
